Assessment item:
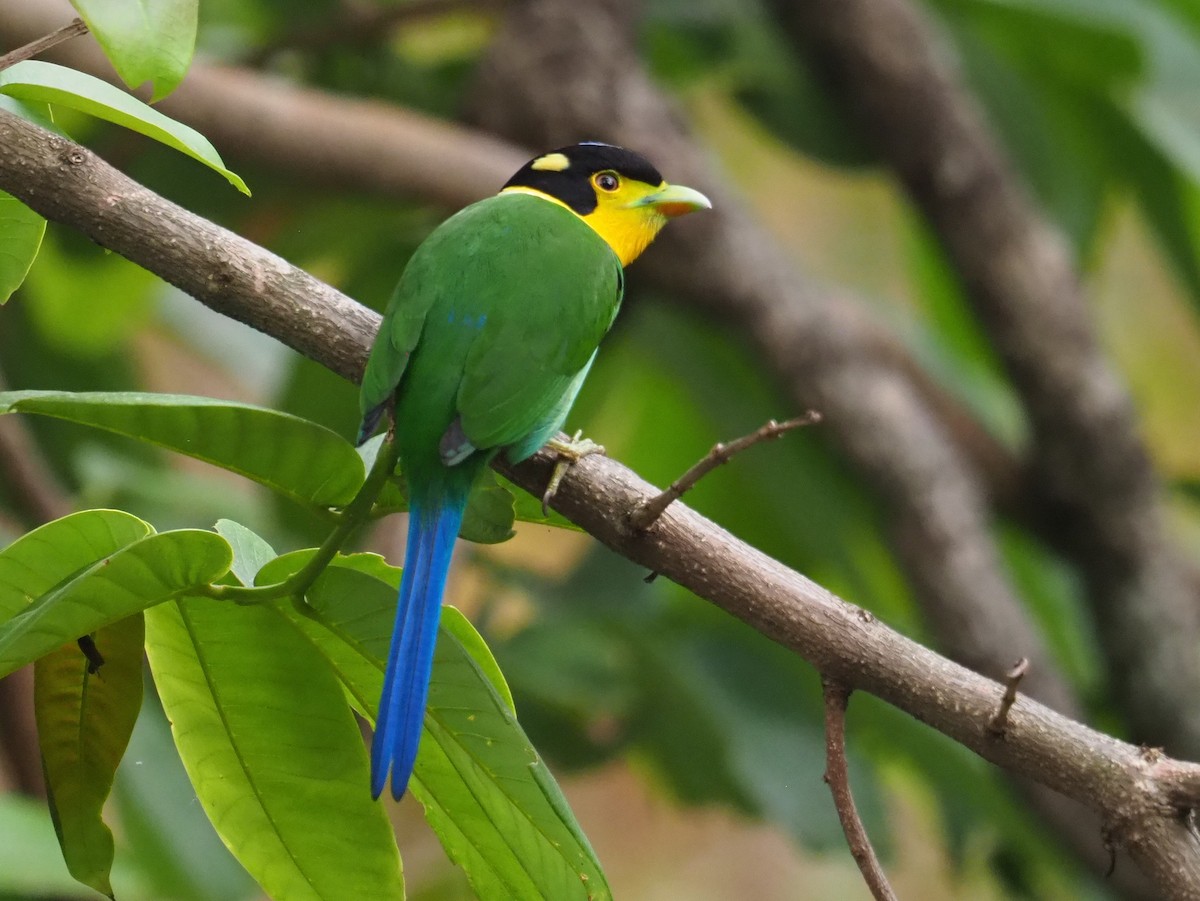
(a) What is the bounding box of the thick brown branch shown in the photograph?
[769,0,1200,760]
[822,682,897,901]
[0,106,1196,895]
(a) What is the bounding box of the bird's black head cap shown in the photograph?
[502,142,664,215]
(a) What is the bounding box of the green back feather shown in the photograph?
[359,192,623,487]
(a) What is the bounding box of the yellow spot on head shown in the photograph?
[531,153,571,172]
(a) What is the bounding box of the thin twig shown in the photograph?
[822,680,898,901]
[628,412,820,531]
[989,657,1030,737]
[0,17,87,72]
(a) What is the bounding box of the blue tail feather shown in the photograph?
[371,489,466,799]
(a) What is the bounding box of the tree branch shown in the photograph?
[0,105,1195,896]
[0,16,86,72]
[628,413,819,531]
[822,682,897,901]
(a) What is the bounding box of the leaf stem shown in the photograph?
[205,434,400,604]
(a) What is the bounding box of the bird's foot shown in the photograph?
[541,431,606,514]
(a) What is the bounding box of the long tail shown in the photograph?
[371,486,467,799]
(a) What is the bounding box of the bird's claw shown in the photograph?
[541,431,606,515]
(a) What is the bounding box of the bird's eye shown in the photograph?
[594,172,620,192]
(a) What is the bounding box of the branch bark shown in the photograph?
[0,104,1196,897]
[768,0,1200,760]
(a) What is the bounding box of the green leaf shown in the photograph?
[0,97,48,304]
[507,476,581,532]
[69,0,198,102]
[0,391,365,509]
[256,551,405,720]
[143,597,403,901]
[213,519,276,587]
[372,470,517,544]
[0,60,248,194]
[269,557,609,900]
[35,614,145,899]
[461,470,517,543]
[0,509,152,623]
[417,610,609,901]
[0,189,45,305]
[114,691,258,901]
[257,550,517,711]
[0,529,231,677]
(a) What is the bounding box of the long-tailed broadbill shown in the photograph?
[358,142,711,799]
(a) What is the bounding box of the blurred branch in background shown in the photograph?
[0,374,72,799]
[244,0,499,67]
[768,0,1200,773]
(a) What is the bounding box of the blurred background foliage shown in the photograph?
[2,0,1200,898]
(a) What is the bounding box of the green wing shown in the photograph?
[455,203,621,450]
[360,192,621,460]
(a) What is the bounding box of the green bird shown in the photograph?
[358,142,711,799]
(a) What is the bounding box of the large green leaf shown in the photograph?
[0,188,45,305]
[256,549,516,714]
[213,518,276,588]
[35,614,145,899]
[266,554,610,900]
[0,391,365,509]
[0,529,230,677]
[69,0,198,102]
[143,596,403,901]
[113,691,258,901]
[0,61,248,194]
[0,509,152,623]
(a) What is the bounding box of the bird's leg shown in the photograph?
[542,430,606,514]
